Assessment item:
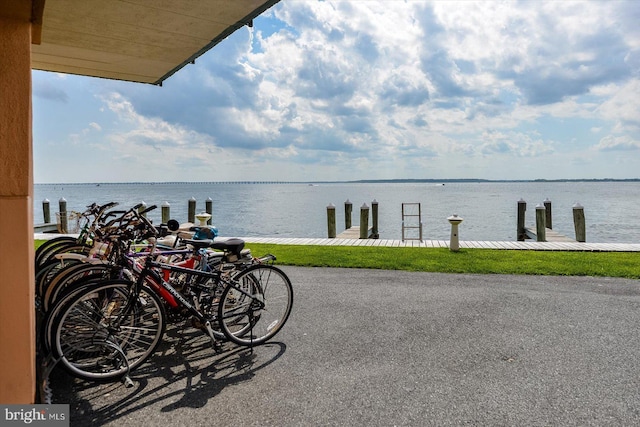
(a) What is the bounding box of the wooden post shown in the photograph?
[327,203,336,238]
[188,197,196,223]
[344,199,352,230]
[360,203,369,239]
[58,197,68,233]
[0,7,40,402]
[544,198,552,229]
[138,201,147,217]
[535,203,546,242]
[161,201,170,224]
[205,197,213,225]
[371,199,379,238]
[517,199,526,241]
[42,199,50,224]
[573,203,586,242]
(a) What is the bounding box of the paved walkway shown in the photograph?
[51,268,640,426]
[35,233,640,251]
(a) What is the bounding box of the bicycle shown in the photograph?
[38,216,261,315]
[43,214,293,381]
[35,201,120,272]
[35,203,157,305]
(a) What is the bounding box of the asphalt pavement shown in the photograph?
[50,267,640,426]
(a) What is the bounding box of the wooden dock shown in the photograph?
[35,232,640,251]
[238,237,640,251]
[524,227,576,243]
[335,226,375,239]
[34,223,58,233]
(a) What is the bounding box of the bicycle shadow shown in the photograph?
[49,324,287,426]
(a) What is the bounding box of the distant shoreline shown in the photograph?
[35,178,640,186]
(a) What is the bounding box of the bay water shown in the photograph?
[34,181,640,243]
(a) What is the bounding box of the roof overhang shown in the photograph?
[31,0,280,85]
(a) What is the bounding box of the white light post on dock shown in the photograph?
[195,211,212,227]
[447,214,464,252]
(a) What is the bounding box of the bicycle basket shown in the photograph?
[56,211,81,234]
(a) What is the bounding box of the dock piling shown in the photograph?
[371,199,379,238]
[535,204,546,242]
[518,198,583,243]
[359,203,369,239]
[573,203,586,242]
[161,201,170,224]
[517,199,527,241]
[327,203,336,238]
[138,201,147,217]
[344,200,352,230]
[544,198,552,229]
[42,199,50,224]
[206,197,213,225]
[188,197,196,223]
[58,198,67,234]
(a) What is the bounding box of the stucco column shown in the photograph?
[0,1,36,403]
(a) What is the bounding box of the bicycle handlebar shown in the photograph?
[139,204,157,215]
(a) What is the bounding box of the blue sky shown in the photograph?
[33,0,640,183]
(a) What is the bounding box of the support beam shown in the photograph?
[0,0,39,403]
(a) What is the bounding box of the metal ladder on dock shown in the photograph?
[401,203,423,241]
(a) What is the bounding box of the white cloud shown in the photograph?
[595,80,640,133]
[33,0,640,182]
[595,135,640,151]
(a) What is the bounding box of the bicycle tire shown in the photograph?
[36,258,83,300]
[49,280,166,381]
[42,277,110,354]
[42,281,92,355]
[48,243,92,260]
[42,265,114,313]
[218,264,293,346]
[35,237,79,271]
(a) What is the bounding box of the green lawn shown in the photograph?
[35,240,640,278]
[246,244,640,279]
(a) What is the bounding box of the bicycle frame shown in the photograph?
[129,253,264,349]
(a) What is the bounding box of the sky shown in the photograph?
[32,0,640,183]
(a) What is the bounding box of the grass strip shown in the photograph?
[35,240,640,278]
[247,244,640,279]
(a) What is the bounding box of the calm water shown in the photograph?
[34,181,640,243]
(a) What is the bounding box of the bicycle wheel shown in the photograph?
[43,264,114,313]
[36,258,83,301]
[42,278,105,354]
[35,237,78,271]
[36,242,90,274]
[218,264,293,346]
[50,281,166,381]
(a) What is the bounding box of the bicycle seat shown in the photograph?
[211,238,245,256]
